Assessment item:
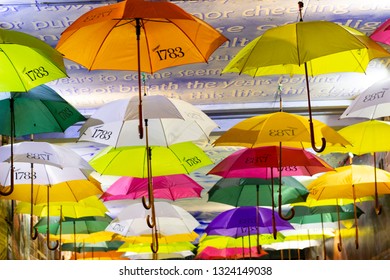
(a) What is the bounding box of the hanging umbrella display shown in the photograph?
[15,195,107,219]
[56,0,227,139]
[79,95,218,147]
[123,250,194,260]
[0,141,92,170]
[101,174,203,202]
[0,28,67,92]
[370,18,390,45]
[339,77,390,120]
[0,86,86,196]
[197,233,285,258]
[61,240,124,253]
[213,112,351,150]
[0,161,102,249]
[221,14,390,152]
[0,85,85,137]
[207,177,308,207]
[204,206,293,250]
[321,120,390,214]
[307,165,390,249]
[207,145,332,221]
[89,141,213,178]
[105,201,199,238]
[288,204,364,255]
[207,146,333,178]
[195,245,268,260]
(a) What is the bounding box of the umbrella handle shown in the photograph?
[279,207,295,221]
[30,220,38,240]
[151,229,159,254]
[142,196,152,210]
[146,214,156,228]
[0,185,13,196]
[309,121,326,153]
[47,239,59,251]
[375,204,382,215]
[337,242,342,252]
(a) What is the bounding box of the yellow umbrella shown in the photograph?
[307,165,390,249]
[221,15,389,152]
[213,111,351,149]
[70,251,128,260]
[15,195,107,218]
[321,120,390,214]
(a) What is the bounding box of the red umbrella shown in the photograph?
[100,174,203,202]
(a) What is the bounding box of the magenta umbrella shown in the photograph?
[100,174,203,202]
[207,145,333,220]
[370,18,390,45]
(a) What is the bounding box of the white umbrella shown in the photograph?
[79,95,218,147]
[105,201,199,237]
[0,141,92,170]
[340,77,390,119]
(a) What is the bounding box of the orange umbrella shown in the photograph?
[56,0,227,139]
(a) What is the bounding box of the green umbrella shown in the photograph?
[0,84,86,197]
[288,204,364,258]
[207,177,309,207]
[61,240,124,253]
[0,28,67,92]
[0,85,85,137]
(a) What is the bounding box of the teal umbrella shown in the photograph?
[0,84,86,197]
[208,177,308,207]
[288,204,365,258]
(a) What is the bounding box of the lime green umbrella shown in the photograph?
[89,141,213,177]
[0,29,67,92]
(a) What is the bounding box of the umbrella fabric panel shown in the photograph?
[56,0,228,73]
[0,29,67,92]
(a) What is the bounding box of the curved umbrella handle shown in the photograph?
[150,229,159,254]
[337,242,342,252]
[309,121,326,153]
[47,239,59,251]
[0,185,13,196]
[278,184,295,220]
[30,220,38,240]
[146,214,156,229]
[142,196,152,210]
[375,204,382,215]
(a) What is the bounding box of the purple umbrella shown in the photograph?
[205,206,294,240]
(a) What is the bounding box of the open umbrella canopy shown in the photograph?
[117,241,196,254]
[207,177,308,207]
[195,245,268,260]
[222,20,389,77]
[0,28,67,92]
[0,141,92,170]
[101,174,203,202]
[322,120,390,155]
[61,240,124,253]
[307,165,390,200]
[124,250,194,260]
[105,201,199,237]
[204,206,294,237]
[0,162,102,204]
[89,141,213,177]
[56,0,227,73]
[212,111,351,149]
[79,95,219,147]
[15,195,107,218]
[0,85,85,137]
[370,18,390,45]
[70,251,128,260]
[56,0,227,139]
[207,145,333,178]
[339,77,390,120]
[221,19,389,153]
[116,231,199,244]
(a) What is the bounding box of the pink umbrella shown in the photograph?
[207,146,333,179]
[195,245,268,260]
[100,174,203,202]
[207,145,333,220]
[370,18,390,45]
